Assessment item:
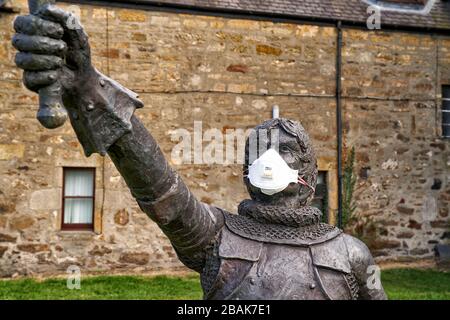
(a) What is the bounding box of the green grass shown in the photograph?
[381,268,450,300]
[0,274,202,300]
[0,268,448,300]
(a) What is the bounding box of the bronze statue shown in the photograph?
[12,4,387,300]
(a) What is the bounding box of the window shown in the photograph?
[311,171,328,223]
[62,168,95,230]
[443,85,450,138]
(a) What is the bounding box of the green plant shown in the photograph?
[341,146,381,249]
[348,214,381,249]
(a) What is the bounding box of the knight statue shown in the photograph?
[12,4,387,300]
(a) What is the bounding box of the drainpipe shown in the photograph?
[336,21,343,229]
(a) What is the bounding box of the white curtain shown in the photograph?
[64,170,94,224]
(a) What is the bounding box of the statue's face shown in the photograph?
[244,125,317,207]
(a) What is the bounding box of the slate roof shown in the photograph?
[109,0,450,31]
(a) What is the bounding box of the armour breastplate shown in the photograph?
[205,217,358,300]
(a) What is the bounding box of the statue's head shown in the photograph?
[243,118,317,208]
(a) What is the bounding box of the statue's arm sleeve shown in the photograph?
[343,235,388,300]
[63,69,224,272]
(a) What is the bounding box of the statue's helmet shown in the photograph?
[243,118,318,206]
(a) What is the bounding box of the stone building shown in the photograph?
[0,0,449,277]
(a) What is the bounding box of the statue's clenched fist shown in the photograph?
[12,4,142,153]
[12,4,93,94]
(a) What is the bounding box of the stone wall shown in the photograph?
[342,30,450,258]
[0,0,448,277]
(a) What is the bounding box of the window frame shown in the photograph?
[312,171,329,223]
[61,167,96,231]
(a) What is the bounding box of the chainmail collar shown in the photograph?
[223,200,342,246]
[238,199,322,228]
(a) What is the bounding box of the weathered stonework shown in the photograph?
[0,0,449,277]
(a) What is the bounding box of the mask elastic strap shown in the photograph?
[245,175,314,192]
[298,176,315,193]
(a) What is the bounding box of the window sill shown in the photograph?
[56,230,100,241]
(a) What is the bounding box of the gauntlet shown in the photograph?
[13,4,143,156]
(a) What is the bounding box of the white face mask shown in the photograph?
[247,149,299,196]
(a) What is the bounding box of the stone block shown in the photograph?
[150,16,169,26]
[9,215,35,231]
[0,233,16,243]
[119,252,150,265]
[17,243,49,253]
[183,19,208,28]
[88,245,112,256]
[226,64,249,73]
[396,204,414,215]
[256,44,282,56]
[30,189,60,211]
[0,216,7,228]
[118,10,147,22]
[227,19,260,30]
[397,231,414,239]
[0,144,25,160]
[114,209,130,226]
[0,246,7,258]
[408,219,422,230]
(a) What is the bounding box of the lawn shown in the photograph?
[0,274,203,300]
[381,268,450,300]
[0,268,448,300]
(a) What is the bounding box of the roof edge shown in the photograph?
[61,0,450,34]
